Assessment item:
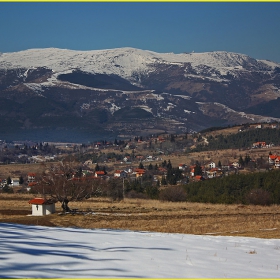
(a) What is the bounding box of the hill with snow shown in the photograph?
[0,47,280,142]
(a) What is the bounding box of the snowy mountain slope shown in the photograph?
[0,47,278,80]
[0,48,160,79]
[0,47,280,142]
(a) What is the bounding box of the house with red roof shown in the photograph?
[27,172,36,183]
[268,154,280,168]
[274,157,280,169]
[193,175,204,181]
[133,168,146,177]
[94,171,106,178]
[178,164,187,171]
[28,198,56,216]
[206,168,222,179]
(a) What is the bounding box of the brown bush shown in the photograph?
[246,188,272,206]
[159,186,187,202]
[126,190,147,199]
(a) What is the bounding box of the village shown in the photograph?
[1,122,280,196]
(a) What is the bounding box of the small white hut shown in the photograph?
[28,198,56,216]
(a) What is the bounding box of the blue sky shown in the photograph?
[1,2,280,62]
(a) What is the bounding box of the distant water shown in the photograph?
[1,128,119,144]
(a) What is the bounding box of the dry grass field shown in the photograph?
[0,162,50,180]
[1,194,280,239]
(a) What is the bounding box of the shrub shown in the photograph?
[105,179,123,201]
[2,185,14,194]
[159,186,187,202]
[246,188,272,206]
[126,190,147,199]
[145,185,159,199]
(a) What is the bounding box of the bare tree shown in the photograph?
[37,160,99,212]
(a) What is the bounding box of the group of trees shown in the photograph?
[184,169,280,205]
[34,161,103,211]
[193,127,280,152]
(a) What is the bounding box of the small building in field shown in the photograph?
[11,177,20,186]
[28,198,56,216]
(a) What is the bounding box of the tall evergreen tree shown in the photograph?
[166,159,172,170]
[6,176,11,185]
[19,176,24,185]
[161,176,167,185]
[194,162,202,176]
[238,156,245,167]
[95,163,100,171]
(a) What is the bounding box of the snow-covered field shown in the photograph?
[1,223,280,278]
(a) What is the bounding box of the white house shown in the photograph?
[231,162,241,169]
[206,162,216,169]
[123,156,131,163]
[11,177,20,186]
[178,164,187,171]
[28,198,56,216]
[114,170,127,178]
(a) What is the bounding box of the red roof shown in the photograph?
[158,167,167,172]
[134,168,145,172]
[269,155,279,160]
[95,171,105,175]
[209,168,219,172]
[134,168,146,174]
[29,198,49,205]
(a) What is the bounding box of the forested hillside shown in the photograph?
[193,127,280,151]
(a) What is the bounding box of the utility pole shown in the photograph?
[122,177,125,200]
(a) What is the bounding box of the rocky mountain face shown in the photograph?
[0,48,280,142]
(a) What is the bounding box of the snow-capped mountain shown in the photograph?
[1,47,279,83]
[0,47,280,142]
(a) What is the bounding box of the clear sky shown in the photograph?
[1,2,280,62]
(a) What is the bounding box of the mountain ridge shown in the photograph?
[0,47,280,142]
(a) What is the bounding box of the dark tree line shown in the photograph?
[184,169,280,205]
